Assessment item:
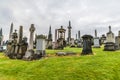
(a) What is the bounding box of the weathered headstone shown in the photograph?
[93,29,100,48]
[35,35,46,59]
[81,35,93,55]
[104,26,115,51]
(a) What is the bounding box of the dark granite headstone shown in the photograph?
[81,35,93,55]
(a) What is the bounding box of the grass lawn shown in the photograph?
[0,47,120,80]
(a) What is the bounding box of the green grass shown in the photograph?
[0,47,120,80]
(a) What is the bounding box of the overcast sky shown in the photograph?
[1,0,120,41]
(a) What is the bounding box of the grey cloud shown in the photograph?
[0,0,120,40]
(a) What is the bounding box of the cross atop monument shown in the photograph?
[29,24,35,33]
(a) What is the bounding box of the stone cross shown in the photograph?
[29,24,35,50]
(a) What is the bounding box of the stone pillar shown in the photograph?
[55,29,57,42]
[67,21,72,45]
[77,31,82,48]
[9,23,13,40]
[95,29,97,37]
[18,26,23,43]
[47,26,53,49]
[36,35,46,58]
[15,26,23,59]
[29,24,35,50]
[0,28,3,46]
[81,35,93,55]
[76,34,77,40]
[78,31,80,40]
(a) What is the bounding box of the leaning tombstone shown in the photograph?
[81,35,93,55]
[35,35,46,59]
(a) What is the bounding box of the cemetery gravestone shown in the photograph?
[81,35,93,55]
[93,29,100,48]
[35,35,46,59]
[104,26,115,51]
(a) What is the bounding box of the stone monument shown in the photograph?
[16,26,28,59]
[81,35,93,55]
[54,26,66,49]
[9,23,13,40]
[23,24,35,60]
[115,31,120,50]
[93,29,100,48]
[77,30,82,48]
[35,34,46,59]
[0,28,3,46]
[104,26,115,51]
[6,30,18,59]
[67,21,72,45]
[6,25,28,59]
[46,26,53,49]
